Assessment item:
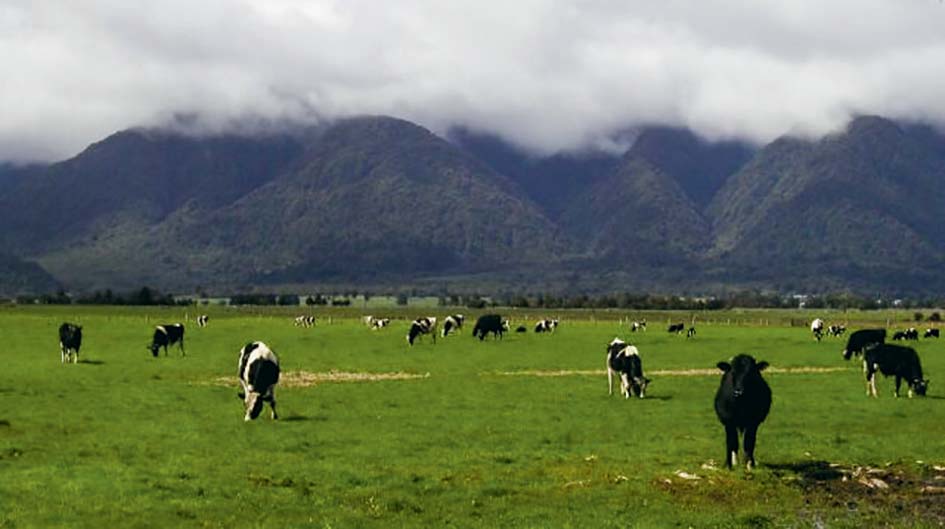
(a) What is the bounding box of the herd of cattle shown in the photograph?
[55,313,937,468]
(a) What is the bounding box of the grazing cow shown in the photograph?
[904,328,919,341]
[371,318,391,330]
[472,314,508,341]
[149,323,185,357]
[606,338,650,399]
[294,315,315,328]
[827,325,846,337]
[892,331,907,341]
[862,344,929,398]
[842,329,886,360]
[237,341,280,421]
[59,323,83,364]
[714,354,772,470]
[686,326,696,339]
[196,315,209,328]
[362,315,375,326]
[631,319,647,332]
[515,325,527,333]
[407,317,438,346]
[667,323,685,334]
[534,318,559,333]
[442,314,465,337]
[811,318,824,341]
[925,328,940,339]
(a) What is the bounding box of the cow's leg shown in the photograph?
[179,337,185,356]
[73,348,78,364]
[60,342,66,364]
[894,376,902,398]
[743,424,760,470]
[724,424,739,469]
[607,364,614,396]
[620,373,631,399]
[269,394,278,420]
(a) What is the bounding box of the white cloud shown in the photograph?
[2,0,945,161]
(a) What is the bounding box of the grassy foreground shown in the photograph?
[1,306,945,528]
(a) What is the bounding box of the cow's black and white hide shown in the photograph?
[196,315,209,327]
[294,315,315,328]
[534,318,559,333]
[904,328,919,341]
[442,314,465,337]
[472,314,508,340]
[667,323,685,334]
[714,354,772,470]
[686,326,696,339]
[407,317,438,345]
[892,331,907,341]
[237,341,280,421]
[862,344,929,398]
[842,329,886,360]
[631,319,647,332]
[827,325,846,337]
[149,324,185,357]
[811,318,824,341]
[925,328,940,339]
[606,338,650,399]
[371,318,391,330]
[362,315,376,327]
[59,322,83,364]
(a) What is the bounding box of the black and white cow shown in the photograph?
[714,354,772,470]
[842,329,886,360]
[196,314,209,327]
[472,314,508,341]
[59,322,83,364]
[892,331,907,341]
[237,341,280,421]
[407,316,438,346]
[667,323,685,335]
[810,318,825,341]
[904,328,919,341]
[371,318,391,330]
[294,315,315,328]
[534,318,559,333]
[827,324,846,337]
[925,328,940,339]
[630,319,647,332]
[149,323,185,357]
[862,344,929,398]
[606,338,650,399]
[442,314,465,337]
[362,315,376,327]
[686,326,696,339]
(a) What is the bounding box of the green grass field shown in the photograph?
[2,306,945,528]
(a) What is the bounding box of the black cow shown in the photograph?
[534,318,559,333]
[925,328,940,339]
[59,323,83,364]
[714,354,772,470]
[442,314,465,337]
[686,326,696,339]
[515,325,527,333]
[668,323,685,334]
[237,341,280,421]
[472,314,508,341]
[196,315,209,328]
[842,329,886,360]
[407,317,437,346]
[606,338,650,399]
[149,323,185,357]
[863,344,929,398]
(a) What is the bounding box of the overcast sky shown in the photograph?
[3,0,945,162]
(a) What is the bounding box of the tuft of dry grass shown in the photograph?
[492,366,850,378]
[208,370,431,388]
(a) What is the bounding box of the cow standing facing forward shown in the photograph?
[237,341,280,421]
[714,354,772,470]
[59,323,83,364]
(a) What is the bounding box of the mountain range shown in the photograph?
[1,114,944,296]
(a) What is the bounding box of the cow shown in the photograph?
[862,344,929,398]
[472,314,509,341]
[407,316,437,346]
[892,331,907,341]
[904,328,919,341]
[371,318,391,330]
[606,338,650,399]
[667,323,685,334]
[442,314,465,337]
[534,318,559,333]
[686,326,696,339]
[842,329,886,360]
[59,323,83,364]
[149,323,185,357]
[196,315,209,328]
[714,354,772,470]
[925,328,940,339]
[515,325,527,333]
[631,319,647,332]
[827,324,846,337]
[237,341,280,421]
[811,318,824,341]
[362,315,376,327]
[294,315,315,328]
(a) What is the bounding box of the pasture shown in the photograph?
[2,306,945,528]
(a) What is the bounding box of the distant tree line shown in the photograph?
[15,287,188,306]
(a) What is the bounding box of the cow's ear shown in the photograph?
[757,361,769,372]
[717,362,732,373]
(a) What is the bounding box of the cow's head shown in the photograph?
[242,391,265,421]
[629,376,651,398]
[913,379,929,396]
[147,343,159,357]
[717,355,768,398]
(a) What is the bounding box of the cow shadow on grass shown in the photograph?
[765,460,845,482]
[280,415,311,422]
[77,359,105,366]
